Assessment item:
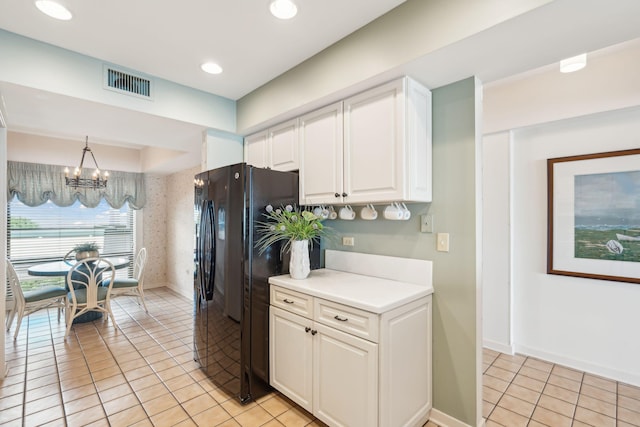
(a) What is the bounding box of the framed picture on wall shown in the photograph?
[547,148,640,284]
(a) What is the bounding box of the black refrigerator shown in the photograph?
[193,163,304,403]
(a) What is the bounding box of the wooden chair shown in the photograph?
[5,259,67,340]
[65,258,117,338]
[107,248,148,312]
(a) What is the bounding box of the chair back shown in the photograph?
[66,258,115,308]
[133,248,147,283]
[6,259,26,307]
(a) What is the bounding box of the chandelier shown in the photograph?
[64,136,109,189]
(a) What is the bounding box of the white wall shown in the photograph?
[483,39,640,386]
[512,108,640,385]
[482,132,513,354]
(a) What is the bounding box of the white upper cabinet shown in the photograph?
[300,76,432,205]
[244,130,269,169]
[299,102,344,205]
[244,119,299,172]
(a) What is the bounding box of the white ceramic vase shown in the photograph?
[289,239,310,280]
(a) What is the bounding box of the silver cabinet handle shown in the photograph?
[283,299,294,304]
[334,315,348,322]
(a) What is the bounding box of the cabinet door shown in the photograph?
[343,79,405,204]
[313,323,378,427]
[270,306,313,412]
[244,131,269,168]
[270,119,299,171]
[299,102,344,205]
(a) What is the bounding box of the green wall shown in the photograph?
[323,77,480,425]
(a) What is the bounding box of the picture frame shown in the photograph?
[547,148,640,284]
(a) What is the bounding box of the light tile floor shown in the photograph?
[4,287,638,426]
[483,348,640,426]
[1,288,439,427]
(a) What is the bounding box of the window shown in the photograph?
[7,198,134,290]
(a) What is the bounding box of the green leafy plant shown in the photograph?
[73,241,100,252]
[255,205,329,254]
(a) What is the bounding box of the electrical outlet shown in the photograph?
[420,214,434,233]
[342,236,355,246]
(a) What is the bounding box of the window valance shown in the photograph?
[7,161,146,209]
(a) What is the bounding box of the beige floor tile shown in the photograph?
[531,406,572,427]
[124,365,156,382]
[619,395,640,413]
[64,405,107,427]
[483,374,510,393]
[234,405,274,427]
[536,394,575,418]
[482,400,495,419]
[580,383,617,404]
[618,406,640,426]
[216,420,242,427]
[485,365,516,382]
[102,392,140,416]
[543,383,579,404]
[135,382,169,403]
[518,365,550,383]
[551,365,583,382]
[0,404,24,424]
[141,392,179,417]
[23,383,59,403]
[182,393,219,417]
[164,372,196,392]
[547,373,581,392]
[276,406,314,427]
[173,382,207,404]
[107,404,149,426]
[492,358,522,373]
[22,405,65,427]
[150,404,190,427]
[574,406,615,427]
[130,373,162,392]
[260,394,293,417]
[191,405,233,427]
[512,373,545,393]
[505,383,540,404]
[496,394,535,418]
[62,383,98,402]
[620,383,640,401]
[23,393,61,415]
[578,393,616,417]
[64,393,102,415]
[483,385,503,405]
[489,405,529,426]
[94,373,127,392]
[582,373,616,392]
[523,357,553,373]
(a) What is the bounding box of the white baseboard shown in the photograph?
[516,344,640,388]
[482,339,514,355]
[429,408,483,427]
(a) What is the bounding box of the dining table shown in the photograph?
[27,257,130,323]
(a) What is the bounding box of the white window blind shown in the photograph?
[7,198,134,290]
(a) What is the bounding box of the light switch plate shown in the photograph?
[436,233,449,252]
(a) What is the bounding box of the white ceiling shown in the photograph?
[2,0,640,174]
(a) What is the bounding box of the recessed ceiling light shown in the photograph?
[560,53,587,73]
[270,0,297,20]
[201,62,223,75]
[35,0,72,20]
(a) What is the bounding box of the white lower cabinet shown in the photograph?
[270,285,432,427]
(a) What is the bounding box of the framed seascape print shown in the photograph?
[547,148,640,284]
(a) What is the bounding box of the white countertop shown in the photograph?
[269,268,433,314]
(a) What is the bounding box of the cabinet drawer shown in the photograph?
[271,286,313,318]
[314,298,379,343]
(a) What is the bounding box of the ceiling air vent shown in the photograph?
[103,66,153,100]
